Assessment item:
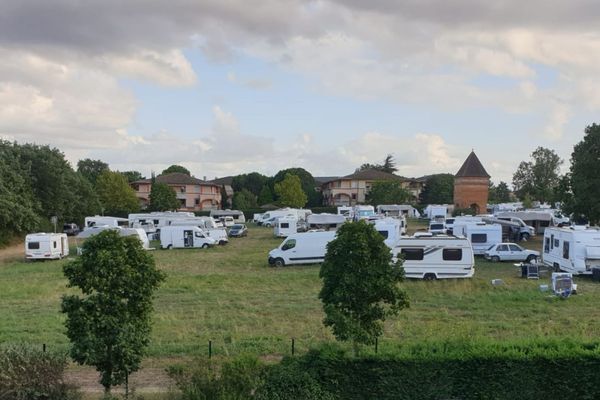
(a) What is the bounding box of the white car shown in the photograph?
[484,243,539,263]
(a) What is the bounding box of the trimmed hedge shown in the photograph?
[259,341,600,400]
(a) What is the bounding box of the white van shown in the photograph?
[354,205,376,221]
[169,218,229,245]
[159,226,216,249]
[374,218,404,248]
[25,233,69,260]
[391,236,474,280]
[453,222,502,255]
[268,231,336,267]
[274,216,298,238]
[542,226,600,275]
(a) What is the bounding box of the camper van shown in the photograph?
[25,233,69,260]
[169,218,229,245]
[84,216,128,230]
[374,218,404,248]
[307,213,346,231]
[391,236,474,280]
[453,222,502,255]
[274,216,298,237]
[542,226,600,275]
[260,209,296,227]
[210,210,246,224]
[159,226,216,249]
[337,206,354,220]
[424,205,448,220]
[376,204,420,218]
[268,231,337,267]
[354,205,376,221]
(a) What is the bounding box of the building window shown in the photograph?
[180,186,186,193]
[195,198,200,205]
[352,193,357,200]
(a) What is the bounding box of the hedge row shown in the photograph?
[259,341,600,400]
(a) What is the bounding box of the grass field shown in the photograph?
[1,220,599,365]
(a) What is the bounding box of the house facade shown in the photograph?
[321,169,423,206]
[131,173,222,211]
[453,151,490,214]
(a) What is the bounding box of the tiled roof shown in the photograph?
[455,151,490,178]
[133,173,220,186]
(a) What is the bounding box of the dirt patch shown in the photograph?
[0,242,25,264]
[65,365,175,393]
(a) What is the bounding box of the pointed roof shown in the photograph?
[455,151,490,178]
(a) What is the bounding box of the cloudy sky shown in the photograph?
[1,0,597,183]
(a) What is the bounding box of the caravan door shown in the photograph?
[184,230,193,247]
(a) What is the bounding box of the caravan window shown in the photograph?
[443,249,462,261]
[377,230,389,239]
[401,248,424,261]
[550,235,554,249]
[53,241,57,248]
[471,234,487,243]
[281,223,290,228]
[282,239,296,251]
[28,242,40,250]
[554,239,560,248]
[544,238,550,253]
[563,241,570,259]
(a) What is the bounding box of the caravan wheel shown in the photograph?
[423,273,437,281]
[202,243,209,249]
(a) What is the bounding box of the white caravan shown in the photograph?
[374,218,404,248]
[268,231,337,267]
[252,213,264,223]
[542,226,600,275]
[76,227,150,250]
[453,222,502,255]
[424,205,448,220]
[159,226,216,249]
[376,204,420,218]
[391,236,474,280]
[210,209,246,224]
[307,213,346,231]
[129,212,195,230]
[337,206,354,220]
[354,205,376,221]
[25,233,69,260]
[260,209,296,227]
[169,218,229,245]
[274,216,298,237]
[84,216,128,230]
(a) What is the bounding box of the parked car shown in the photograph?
[484,243,540,263]
[62,223,80,236]
[228,224,248,237]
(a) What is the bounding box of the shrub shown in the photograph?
[0,345,80,400]
[255,361,335,400]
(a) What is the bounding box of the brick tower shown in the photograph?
[453,151,490,214]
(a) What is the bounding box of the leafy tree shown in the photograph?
[161,165,190,176]
[77,158,109,187]
[489,181,511,204]
[569,123,600,223]
[149,183,179,211]
[232,189,258,210]
[553,174,574,215]
[319,221,409,354]
[61,230,165,393]
[258,185,274,206]
[64,172,102,225]
[96,170,140,216]
[512,147,563,203]
[274,173,307,208]
[272,168,320,207]
[366,181,412,206]
[357,154,398,174]
[232,172,269,196]
[419,174,454,205]
[120,171,144,183]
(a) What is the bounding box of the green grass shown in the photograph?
[1,223,599,363]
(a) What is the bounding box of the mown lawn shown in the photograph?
[1,221,599,363]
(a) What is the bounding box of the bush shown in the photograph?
[255,361,335,400]
[452,207,476,217]
[168,355,264,400]
[0,345,80,400]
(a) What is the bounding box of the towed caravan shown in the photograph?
[391,236,475,280]
[543,226,600,275]
[374,218,404,248]
[25,233,69,260]
[274,216,298,237]
[307,213,346,231]
[268,231,337,267]
[210,209,246,224]
[453,222,502,255]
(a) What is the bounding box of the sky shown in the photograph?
[1,1,598,184]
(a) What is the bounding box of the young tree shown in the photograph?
[512,147,563,202]
[161,165,191,176]
[419,174,454,205]
[77,158,109,186]
[61,230,165,393]
[96,170,140,216]
[272,168,320,207]
[274,173,307,208]
[232,189,258,210]
[319,221,409,354]
[149,182,179,211]
[366,181,412,206]
[257,185,274,206]
[570,123,600,223]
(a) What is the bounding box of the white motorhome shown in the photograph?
[376,204,420,218]
[159,226,216,249]
[268,231,337,267]
[169,218,229,245]
[25,233,69,260]
[337,206,354,220]
[453,222,502,255]
[84,216,128,230]
[542,226,600,275]
[129,212,195,231]
[496,211,546,236]
[391,236,474,280]
[209,209,246,224]
[76,226,150,250]
[424,205,448,220]
[374,218,404,248]
[260,209,296,227]
[274,216,298,238]
[307,213,346,231]
[354,205,376,221]
[252,213,264,223]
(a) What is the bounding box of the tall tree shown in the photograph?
[120,170,144,183]
[319,221,409,354]
[62,230,165,393]
[77,158,109,187]
[419,174,454,205]
[258,185,274,206]
[512,147,563,203]
[273,168,319,207]
[96,170,140,216]
[232,189,258,210]
[366,181,412,206]
[274,173,307,208]
[161,165,190,176]
[231,172,269,196]
[149,183,179,211]
[489,181,511,204]
[357,154,398,174]
[569,123,600,223]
